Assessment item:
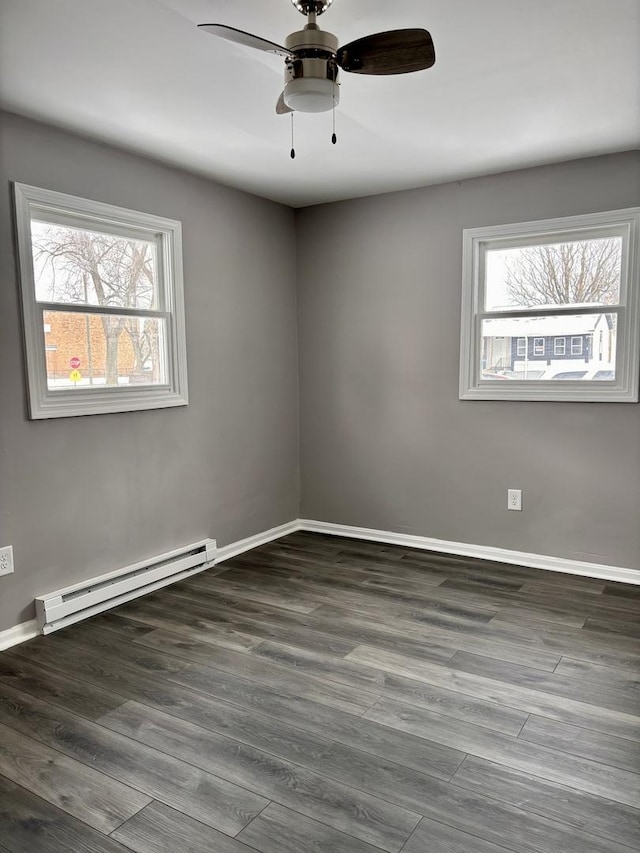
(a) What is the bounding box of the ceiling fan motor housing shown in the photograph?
[284,27,340,113]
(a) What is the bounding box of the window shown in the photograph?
[516,337,526,356]
[14,183,188,419]
[459,207,640,401]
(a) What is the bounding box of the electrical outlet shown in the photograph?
[0,546,14,576]
[507,489,522,511]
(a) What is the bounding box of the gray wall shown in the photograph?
[1,115,638,636]
[0,112,299,632]
[297,152,640,569]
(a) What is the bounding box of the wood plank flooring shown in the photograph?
[1,531,639,853]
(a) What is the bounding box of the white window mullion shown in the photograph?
[36,301,170,321]
[478,304,623,322]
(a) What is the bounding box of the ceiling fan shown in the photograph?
[198,0,436,117]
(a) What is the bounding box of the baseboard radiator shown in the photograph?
[35,538,217,635]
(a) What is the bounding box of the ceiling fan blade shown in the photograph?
[198,24,292,58]
[276,92,293,115]
[337,29,435,75]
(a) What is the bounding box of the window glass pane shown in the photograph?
[31,221,158,309]
[43,310,167,389]
[481,313,617,381]
[484,236,622,311]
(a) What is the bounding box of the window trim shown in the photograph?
[554,337,566,356]
[533,337,545,356]
[13,183,188,419]
[516,337,527,356]
[459,207,640,402]
[570,336,583,356]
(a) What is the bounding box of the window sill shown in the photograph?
[29,387,189,419]
[459,383,638,403]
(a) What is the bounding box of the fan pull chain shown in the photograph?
[331,96,337,145]
[290,113,296,159]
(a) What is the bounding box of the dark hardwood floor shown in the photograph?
[1,531,639,852]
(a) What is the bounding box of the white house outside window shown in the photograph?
[14,183,188,419]
[459,207,640,402]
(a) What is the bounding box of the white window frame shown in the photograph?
[459,207,640,402]
[516,337,527,356]
[570,336,583,356]
[554,337,566,356]
[533,338,545,356]
[14,183,188,419]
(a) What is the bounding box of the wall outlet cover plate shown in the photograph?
[0,546,14,575]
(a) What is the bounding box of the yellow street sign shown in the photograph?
[69,370,82,383]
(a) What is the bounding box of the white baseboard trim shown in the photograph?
[215,520,301,565]
[298,519,640,586]
[3,516,637,653]
[0,619,39,652]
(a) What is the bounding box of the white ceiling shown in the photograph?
[1,0,639,207]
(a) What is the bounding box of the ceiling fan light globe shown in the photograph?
[284,77,340,113]
[291,0,334,15]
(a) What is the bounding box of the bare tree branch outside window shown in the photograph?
[504,238,622,308]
